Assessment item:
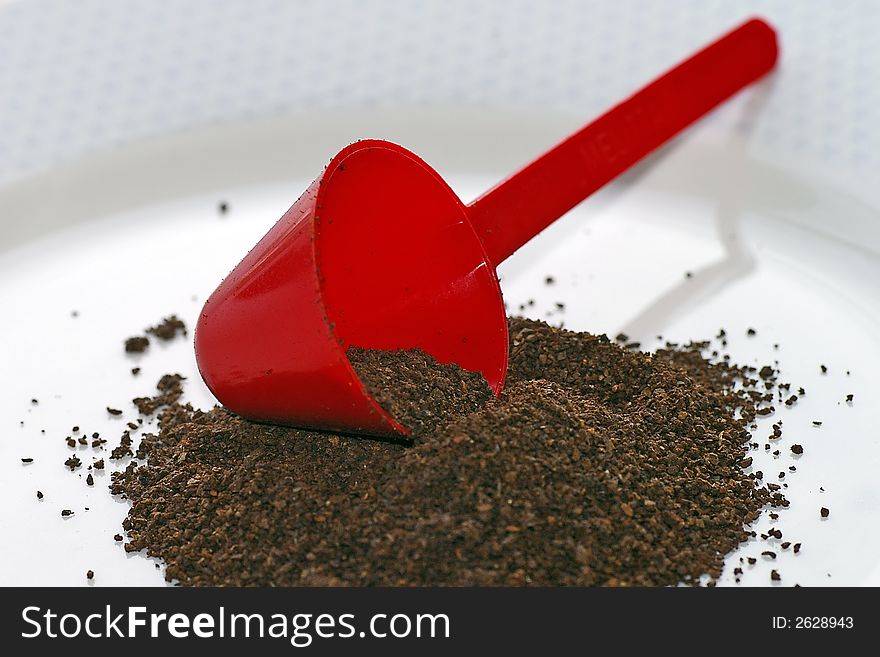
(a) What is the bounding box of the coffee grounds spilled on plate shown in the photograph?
[111,318,787,586]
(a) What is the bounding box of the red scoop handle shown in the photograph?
[468,17,778,265]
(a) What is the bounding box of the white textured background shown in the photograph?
[0,0,878,191]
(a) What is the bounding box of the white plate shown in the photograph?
[1,109,878,586]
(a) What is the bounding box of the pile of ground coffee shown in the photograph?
[110,317,788,586]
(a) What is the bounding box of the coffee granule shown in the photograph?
[125,337,149,353]
[124,316,187,358]
[111,318,789,587]
[820,507,830,518]
[147,315,187,341]
[36,491,43,500]
[86,570,94,580]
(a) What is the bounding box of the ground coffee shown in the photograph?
[110,317,789,586]
[146,315,188,341]
[346,346,493,435]
[123,315,187,353]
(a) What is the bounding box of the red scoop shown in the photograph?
[195,18,778,437]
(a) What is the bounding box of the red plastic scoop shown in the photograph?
[195,18,778,437]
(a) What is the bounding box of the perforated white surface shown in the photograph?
[1,0,878,195]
